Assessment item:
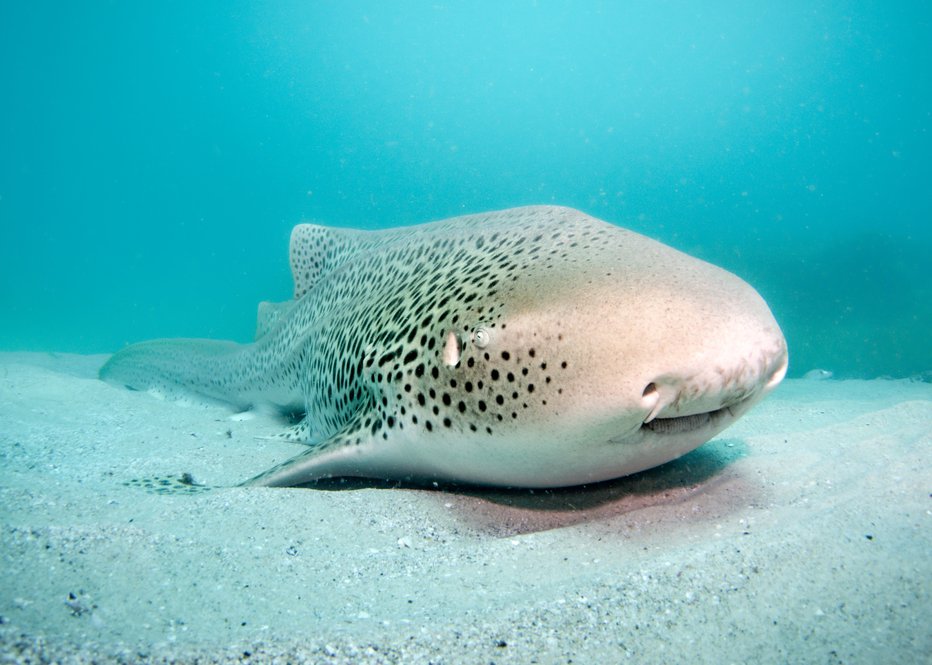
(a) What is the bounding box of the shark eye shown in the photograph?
[473,327,491,348]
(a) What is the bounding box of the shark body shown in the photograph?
[100,206,787,488]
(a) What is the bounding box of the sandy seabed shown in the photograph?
[0,352,929,664]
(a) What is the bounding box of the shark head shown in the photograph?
[432,231,787,486]
[362,212,787,487]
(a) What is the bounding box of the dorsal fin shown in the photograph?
[289,224,369,299]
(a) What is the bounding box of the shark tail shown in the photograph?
[99,338,265,410]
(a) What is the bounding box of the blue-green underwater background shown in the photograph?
[1,2,930,378]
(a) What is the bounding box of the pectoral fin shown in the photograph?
[244,408,377,487]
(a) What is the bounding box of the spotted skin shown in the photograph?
[100,205,788,488]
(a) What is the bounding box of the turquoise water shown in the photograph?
[1,2,929,378]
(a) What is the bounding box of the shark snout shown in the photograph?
[638,339,788,427]
[764,350,789,389]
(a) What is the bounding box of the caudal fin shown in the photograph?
[100,338,254,408]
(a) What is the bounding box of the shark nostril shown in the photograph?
[641,382,662,423]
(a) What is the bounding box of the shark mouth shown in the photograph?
[639,394,757,435]
[641,407,726,434]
